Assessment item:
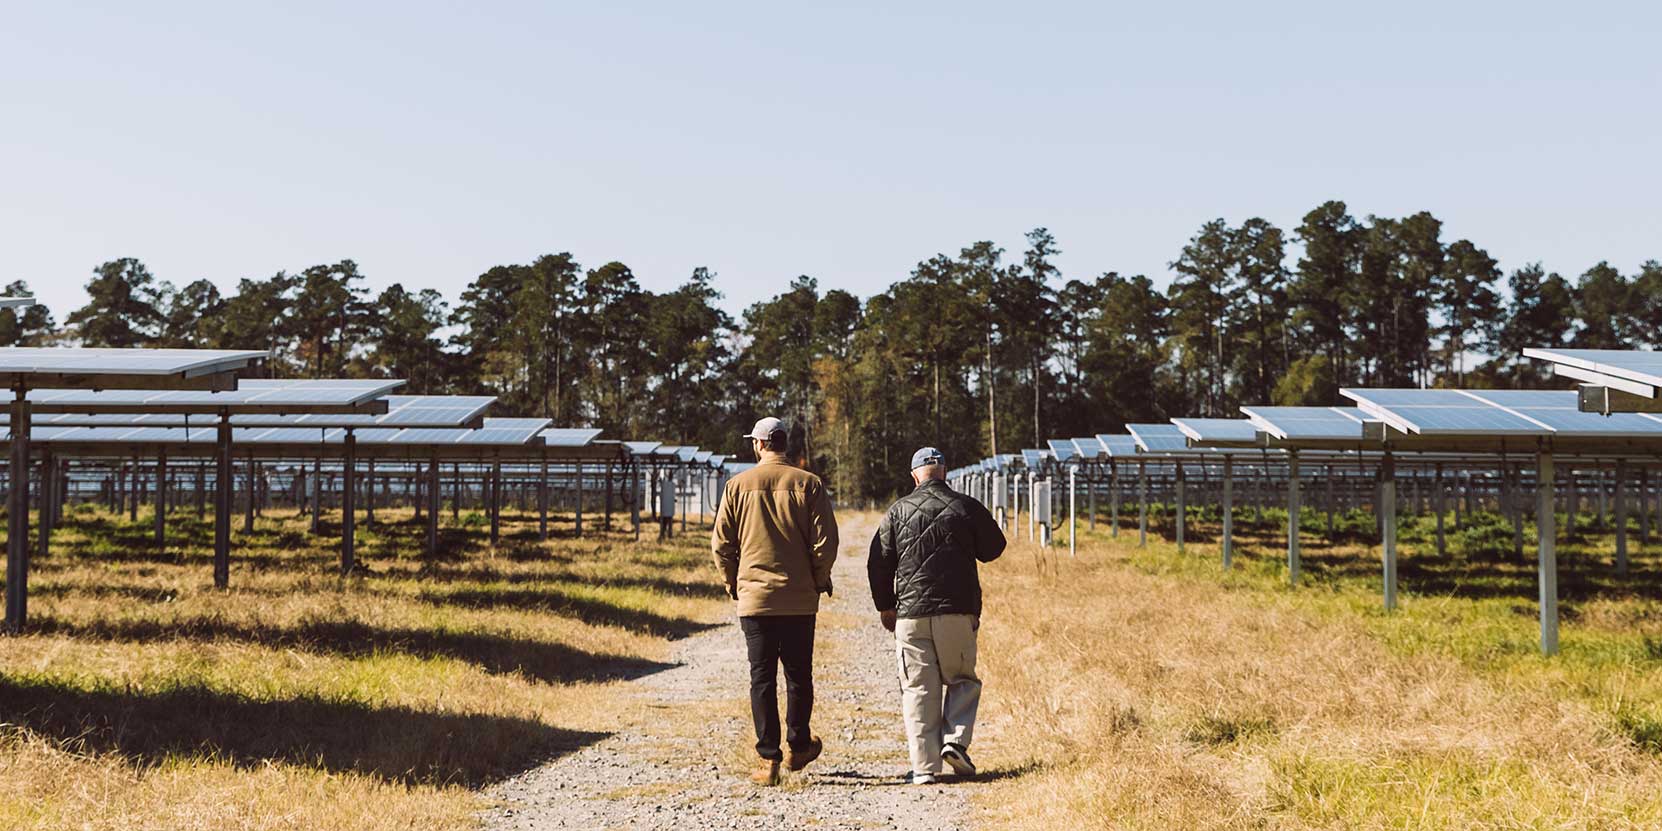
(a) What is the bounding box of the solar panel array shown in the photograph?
[1171,418,1258,444]
[0,347,268,375]
[4,395,495,429]
[1342,389,1549,436]
[22,417,560,449]
[1240,406,1364,441]
[1046,439,1079,462]
[1462,389,1662,435]
[1126,423,1189,452]
[1069,437,1104,459]
[1020,448,1051,467]
[26,379,402,412]
[538,427,605,447]
[1524,348,1662,387]
[1095,434,1140,457]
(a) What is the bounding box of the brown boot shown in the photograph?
[749,758,781,786]
[785,736,823,772]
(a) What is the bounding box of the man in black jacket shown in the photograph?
[868,447,1006,785]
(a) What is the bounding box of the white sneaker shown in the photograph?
[908,771,937,785]
[942,743,976,777]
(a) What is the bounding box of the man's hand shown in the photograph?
[879,609,896,632]
[725,580,738,601]
[819,576,834,597]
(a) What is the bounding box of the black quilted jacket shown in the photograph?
[868,479,1006,618]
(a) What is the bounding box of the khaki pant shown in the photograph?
[895,614,981,775]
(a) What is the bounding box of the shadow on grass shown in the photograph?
[1206,524,1662,613]
[419,586,719,639]
[0,676,606,786]
[28,615,676,685]
[816,759,1042,787]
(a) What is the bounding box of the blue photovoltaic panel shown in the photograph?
[1094,434,1140,457]
[708,454,727,467]
[1524,348,1662,387]
[1020,448,1049,467]
[1070,437,1104,459]
[244,427,336,444]
[654,445,685,457]
[692,450,713,464]
[675,447,699,462]
[1463,389,1662,436]
[455,418,553,445]
[18,394,489,428]
[367,396,494,427]
[1171,418,1258,444]
[0,347,267,375]
[1341,389,1549,436]
[625,441,662,455]
[390,428,466,444]
[1240,406,1364,441]
[538,427,603,447]
[1046,439,1079,461]
[1126,423,1188,452]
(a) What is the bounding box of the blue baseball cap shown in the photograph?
[911,447,944,470]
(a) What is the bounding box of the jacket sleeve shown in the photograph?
[806,479,839,591]
[969,497,1006,563]
[867,509,899,612]
[710,480,740,599]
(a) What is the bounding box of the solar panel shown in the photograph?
[538,427,603,447]
[26,378,401,413]
[1171,418,1258,444]
[0,347,267,375]
[1046,439,1079,461]
[1020,448,1050,467]
[675,447,699,462]
[692,450,713,464]
[1240,406,1365,441]
[1126,423,1189,452]
[625,441,662,455]
[454,418,553,446]
[1340,389,1549,436]
[1069,437,1104,459]
[1523,348,1662,388]
[1094,434,1140,457]
[1462,389,1662,436]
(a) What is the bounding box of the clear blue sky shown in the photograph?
[4,1,1658,321]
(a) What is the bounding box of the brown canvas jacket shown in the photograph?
[711,456,839,616]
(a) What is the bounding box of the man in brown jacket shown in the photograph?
[712,416,840,785]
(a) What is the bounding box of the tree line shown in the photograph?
[8,199,1658,501]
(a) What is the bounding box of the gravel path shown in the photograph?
[481,514,974,830]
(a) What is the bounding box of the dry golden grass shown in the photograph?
[0,503,728,831]
[969,515,1662,830]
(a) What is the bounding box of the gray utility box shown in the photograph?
[1033,480,1053,526]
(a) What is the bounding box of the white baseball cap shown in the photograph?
[743,416,787,442]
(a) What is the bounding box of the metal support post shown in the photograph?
[341,430,357,575]
[1287,449,1301,585]
[1537,451,1559,656]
